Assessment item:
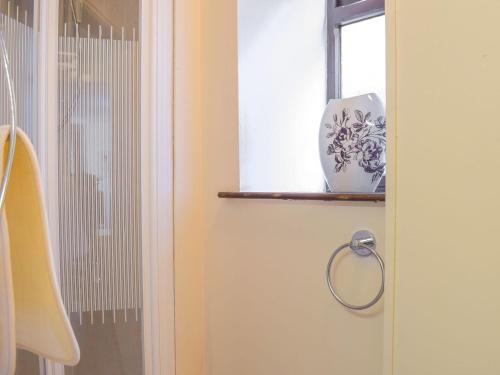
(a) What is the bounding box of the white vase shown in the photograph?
[319,93,386,193]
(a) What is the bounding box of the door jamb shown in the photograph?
[383,0,397,374]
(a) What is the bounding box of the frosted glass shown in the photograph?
[0,3,41,373]
[58,32,141,322]
[57,1,143,374]
[0,7,38,152]
[341,16,386,105]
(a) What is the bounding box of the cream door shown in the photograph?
[385,1,500,374]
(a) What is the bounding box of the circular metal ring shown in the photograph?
[326,242,385,310]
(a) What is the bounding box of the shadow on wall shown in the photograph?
[238,0,327,192]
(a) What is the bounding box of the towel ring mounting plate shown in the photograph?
[350,229,376,256]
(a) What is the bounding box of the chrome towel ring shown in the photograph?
[0,28,17,211]
[326,230,384,310]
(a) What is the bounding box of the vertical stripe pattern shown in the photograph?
[58,24,141,324]
[0,5,38,150]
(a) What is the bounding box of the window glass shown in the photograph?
[341,15,386,104]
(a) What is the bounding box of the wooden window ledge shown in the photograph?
[218,192,385,202]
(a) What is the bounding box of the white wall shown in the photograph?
[238,0,326,192]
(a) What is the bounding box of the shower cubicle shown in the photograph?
[0,0,173,374]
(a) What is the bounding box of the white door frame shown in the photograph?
[140,0,175,374]
[38,0,175,374]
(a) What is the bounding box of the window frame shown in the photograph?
[327,0,385,100]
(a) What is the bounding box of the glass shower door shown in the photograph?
[57,0,143,374]
[0,0,170,373]
[0,0,41,373]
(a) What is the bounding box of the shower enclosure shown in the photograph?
[0,0,174,374]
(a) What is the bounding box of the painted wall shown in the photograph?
[199,1,386,374]
[385,0,500,374]
[174,1,204,375]
[238,0,326,192]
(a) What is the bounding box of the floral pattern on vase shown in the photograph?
[319,93,386,192]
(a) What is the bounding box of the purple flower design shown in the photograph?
[359,139,383,170]
[333,127,351,148]
[324,108,386,182]
[359,139,386,182]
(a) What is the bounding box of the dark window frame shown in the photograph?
[326,0,386,193]
[327,0,385,100]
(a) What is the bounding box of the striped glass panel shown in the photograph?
[58,25,141,325]
[0,3,42,374]
[0,6,38,150]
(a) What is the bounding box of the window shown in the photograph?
[327,0,385,102]
[327,0,386,192]
[341,15,386,104]
[236,0,386,193]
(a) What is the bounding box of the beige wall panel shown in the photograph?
[174,1,204,375]
[387,1,500,374]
